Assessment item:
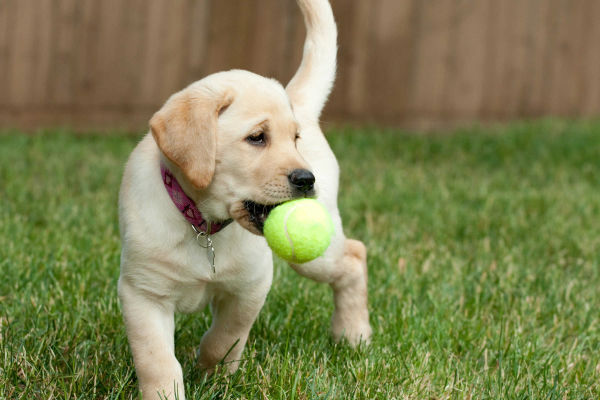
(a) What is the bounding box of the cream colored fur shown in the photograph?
[118,1,372,398]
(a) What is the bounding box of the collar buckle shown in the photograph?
[192,223,216,273]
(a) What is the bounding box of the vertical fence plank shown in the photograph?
[407,0,455,122]
[157,0,190,99]
[366,0,415,122]
[340,0,373,118]
[74,0,99,108]
[100,0,134,105]
[518,0,540,117]
[245,0,289,80]
[8,0,38,106]
[581,0,600,115]
[522,0,551,116]
[539,0,562,116]
[478,0,500,118]
[0,0,16,106]
[440,0,488,121]
[119,0,150,108]
[283,0,306,84]
[186,0,211,82]
[30,0,54,107]
[479,0,531,119]
[498,0,530,118]
[205,0,254,74]
[139,0,165,103]
[326,0,353,117]
[49,0,79,106]
[565,0,590,115]
[280,0,302,85]
[548,0,587,115]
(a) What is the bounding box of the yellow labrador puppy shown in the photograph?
[118,0,371,398]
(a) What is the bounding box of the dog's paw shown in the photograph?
[331,312,372,347]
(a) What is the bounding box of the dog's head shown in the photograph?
[150,70,314,235]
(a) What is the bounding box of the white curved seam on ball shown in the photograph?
[282,203,302,262]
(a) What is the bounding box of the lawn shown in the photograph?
[1,120,599,399]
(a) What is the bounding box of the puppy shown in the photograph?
[118,1,371,398]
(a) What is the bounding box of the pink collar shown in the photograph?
[160,163,231,235]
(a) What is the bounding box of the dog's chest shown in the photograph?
[170,229,272,312]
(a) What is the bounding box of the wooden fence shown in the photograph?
[1,0,599,131]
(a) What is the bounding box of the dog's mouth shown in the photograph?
[243,200,282,234]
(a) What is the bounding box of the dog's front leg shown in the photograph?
[197,289,268,374]
[118,278,184,400]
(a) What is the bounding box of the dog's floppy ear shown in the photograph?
[150,88,233,189]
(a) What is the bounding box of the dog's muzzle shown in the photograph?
[243,200,281,233]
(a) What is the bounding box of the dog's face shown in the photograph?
[150,70,314,235]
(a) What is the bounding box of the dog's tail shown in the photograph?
[286,0,337,123]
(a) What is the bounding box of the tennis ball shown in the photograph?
[263,199,334,263]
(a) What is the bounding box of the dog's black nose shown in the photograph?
[288,169,315,194]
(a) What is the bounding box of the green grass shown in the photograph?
[1,120,599,399]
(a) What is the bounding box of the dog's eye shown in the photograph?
[295,132,301,141]
[246,132,266,146]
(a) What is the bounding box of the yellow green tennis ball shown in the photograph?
[263,199,334,263]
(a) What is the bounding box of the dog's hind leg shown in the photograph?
[330,238,372,344]
[289,223,372,346]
